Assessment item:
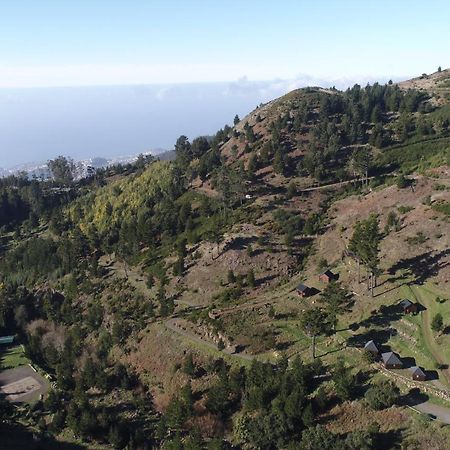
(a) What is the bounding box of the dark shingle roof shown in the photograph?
[296,283,309,292]
[399,299,413,309]
[409,366,426,377]
[364,340,379,353]
[320,269,335,277]
[381,351,402,365]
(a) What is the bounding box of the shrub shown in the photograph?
[317,258,328,271]
[431,313,444,333]
[247,269,256,287]
[365,380,399,410]
[227,269,236,284]
[397,205,414,214]
[362,350,376,364]
[405,231,427,245]
[396,174,409,188]
[286,181,297,199]
[432,201,450,217]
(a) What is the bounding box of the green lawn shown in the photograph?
[377,282,450,387]
[0,345,30,370]
[413,284,450,365]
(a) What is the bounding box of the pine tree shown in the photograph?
[431,313,443,333]
[273,149,285,175]
[349,214,381,295]
[247,269,256,287]
[300,308,332,359]
[286,181,297,199]
[227,269,236,284]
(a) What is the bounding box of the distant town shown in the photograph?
[0,149,170,180]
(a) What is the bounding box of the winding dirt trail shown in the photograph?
[413,288,450,386]
[299,176,375,192]
[164,318,257,362]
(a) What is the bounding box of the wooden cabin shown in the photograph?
[399,299,418,314]
[318,269,337,284]
[409,366,426,381]
[381,351,403,369]
[296,283,310,298]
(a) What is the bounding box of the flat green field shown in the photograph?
[0,345,30,370]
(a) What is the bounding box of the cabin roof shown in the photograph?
[381,351,402,365]
[296,283,309,292]
[409,366,426,377]
[320,269,335,278]
[399,299,414,309]
[364,340,379,352]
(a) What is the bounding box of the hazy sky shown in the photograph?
[0,0,448,167]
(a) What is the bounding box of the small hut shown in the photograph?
[318,269,337,284]
[399,299,418,314]
[381,351,403,369]
[409,366,426,381]
[296,283,310,298]
[364,340,379,355]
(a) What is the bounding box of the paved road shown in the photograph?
[407,400,450,424]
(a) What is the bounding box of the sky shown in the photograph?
[0,0,449,167]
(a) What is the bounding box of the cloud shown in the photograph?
[0,63,286,89]
[221,73,402,104]
[0,63,405,90]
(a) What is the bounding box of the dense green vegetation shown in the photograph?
[1,76,450,448]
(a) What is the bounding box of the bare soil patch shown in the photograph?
[0,365,49,403]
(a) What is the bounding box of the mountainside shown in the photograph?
[1,69,450,449]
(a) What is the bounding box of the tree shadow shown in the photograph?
[375,281,408,297]
[400,387,429,407]
[275,341,294,351]
[389,248,450,285]
[374,429,404,449]
[274,311,297,320]
[358,303,403,329]
[0,422,87,449]
[425,370,439,381]
[223,236,258,252]
[306,287,321,297]
[316,347,344,358]
[401,356,417,369]
[347,327,396,349]
[257,274,278,286]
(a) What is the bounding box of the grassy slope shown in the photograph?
[0,345,29,370]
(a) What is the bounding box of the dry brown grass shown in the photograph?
[323,400,409,434]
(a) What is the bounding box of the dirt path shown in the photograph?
[299,176,375,193]
[165,318,257,362]
[413,288,450,386]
